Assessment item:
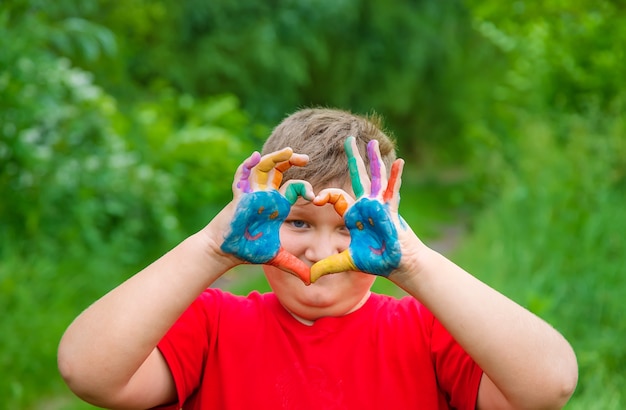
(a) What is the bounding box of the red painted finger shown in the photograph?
[268,248,311,285]
[383,159,404,205]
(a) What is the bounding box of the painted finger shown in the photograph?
[383,159,404,211]
[310,250,357,283]
[313,188,355,216]
[271,153,310,189]
[366,140,387,198]
[344,137,370,199]
[234,152,261,194]
[254,148,294,189]
[268,248,311,285]
[281,180,315,205]
[274,153,309,172]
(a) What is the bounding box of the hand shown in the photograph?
[310,137,405,282]
[221,148,315,284]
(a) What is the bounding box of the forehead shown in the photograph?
[315,178,355,195]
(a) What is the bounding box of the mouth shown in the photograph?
[244,228,263,241]
[369,240,386,255]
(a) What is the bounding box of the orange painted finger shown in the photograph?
[271,171,284,189]
[313,190,351,216]
[274,153,309,173]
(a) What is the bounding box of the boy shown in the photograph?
[58,108,578,409]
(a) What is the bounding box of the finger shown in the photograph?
[274,153,309,172]
[310,250,358,283]
[267,248,311,285]
[344,137,370,198]
[383,159,404,211]
[234,152,261,194]
[313,188,355,216]
[254,148,294,189]
[366,140,387,198]
[271,153,309,189]
[281,180,315,205]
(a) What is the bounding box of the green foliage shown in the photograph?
[68,0,492,160]
[457,114,625,408]
[458,1,626,407]
[1,3,262,407]
[1,2,263,255]
[2,2,170,260]
[2,0,625,407]
[126,91,267,232]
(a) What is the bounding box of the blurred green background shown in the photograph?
[1,0,624,408]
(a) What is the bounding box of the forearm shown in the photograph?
[391,247,578,409]
[58,228,236,396]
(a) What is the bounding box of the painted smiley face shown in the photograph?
[221,191,291,264]
[344,198,401,277]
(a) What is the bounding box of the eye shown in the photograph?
[338,225,351,236]
[286,219,310,229]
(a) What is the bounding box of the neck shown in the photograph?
[287,291,372,326]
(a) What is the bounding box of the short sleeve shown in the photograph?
[157,289,223,407]
[431,317,484,410]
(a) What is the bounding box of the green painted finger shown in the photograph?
[284,182,308,204]
[344,137,365,198]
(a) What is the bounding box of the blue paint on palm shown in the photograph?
[345,198,401,277]
[221,190,290,263]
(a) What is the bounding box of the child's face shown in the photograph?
[263,194,376,324]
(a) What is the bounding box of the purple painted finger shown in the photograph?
[367,141,382,197]
[236,152,261,193]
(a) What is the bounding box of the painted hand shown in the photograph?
[310,137,405,282]
[221,148,315,284]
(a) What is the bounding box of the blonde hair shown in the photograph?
[262,108,397,187]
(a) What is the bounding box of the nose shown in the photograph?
[303,231,348,263]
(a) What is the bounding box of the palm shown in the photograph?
[310,137,405,282]
[221,190,290,264]
[344,198,400,277]
[220,149,313,284]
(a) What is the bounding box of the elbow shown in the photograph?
[57,348,93,403]
[507,373,578,410]
[529,337,579,410]
[58,343,110,407]
[504,350,579,410]
[553,344,579,408]
[57,343,79,393]
[530,350,579,410]
[553,359,579,409]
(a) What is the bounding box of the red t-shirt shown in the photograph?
[157,289,483,409]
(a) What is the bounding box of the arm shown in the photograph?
[312,137,578,410]
[57,148,313,409]
[392,246,578,410]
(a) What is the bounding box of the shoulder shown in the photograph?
[160,289,275,350]
[190,288,279,322]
